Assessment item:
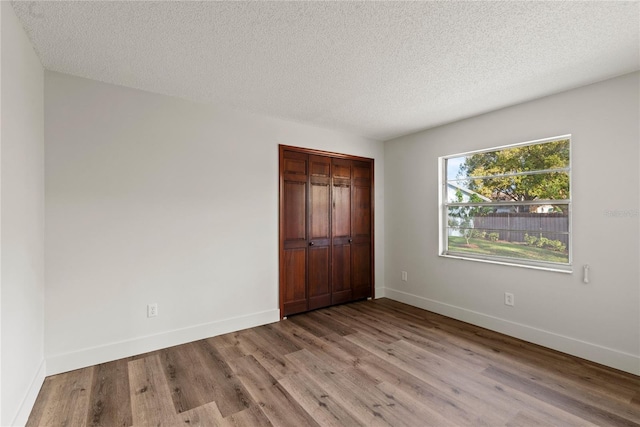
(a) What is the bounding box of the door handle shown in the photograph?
[309,241,315,246]
[348,238,353,243]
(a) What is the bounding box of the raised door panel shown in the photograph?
[353,185,371,238]
[283,157,307,177]
[310,183,330,239]
[351,243,371,300]
[283,182,306,241]
[332,161,351,180]
[308,247,331,310]
[332,158,352,239]
[283,248,307,315]
[332,185,351,238]
[309,156,331,241]
[331,244,352,304]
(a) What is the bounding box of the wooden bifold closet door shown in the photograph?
[279,145,374,318]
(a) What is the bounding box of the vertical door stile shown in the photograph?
[307,155,332,310]
[351,160,372,300]
[331,158,353,305]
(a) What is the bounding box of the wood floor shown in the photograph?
[28,298,640,426]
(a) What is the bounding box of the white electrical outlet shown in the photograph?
[504,292,515,307]
[147,303,158,317]
[401,271,408,281]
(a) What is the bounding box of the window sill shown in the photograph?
[440,253,573,274]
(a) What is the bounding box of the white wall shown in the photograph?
[0,2,46,425]
[44,71,384,374]
[384,72,640,374]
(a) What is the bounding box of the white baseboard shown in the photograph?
[384,287,640,376]
[11,358,46,427]
[46,308,280,376]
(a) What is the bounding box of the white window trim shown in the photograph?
[438,134,573,273]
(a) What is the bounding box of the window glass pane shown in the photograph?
[447,171,570,203]
[446,205,569,264]
[447,139,570,179]
[447,234,569,264]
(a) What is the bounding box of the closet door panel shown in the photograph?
[308,155,331,310]
[351,161,372,300]
[282,150,309,316]
[331,158,352,304]
[279,146,373,318]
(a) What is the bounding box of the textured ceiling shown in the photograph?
[11,1,640,141]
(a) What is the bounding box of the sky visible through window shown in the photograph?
[446,157,464,181]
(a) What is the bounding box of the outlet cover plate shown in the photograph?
[147,303,158,317]
[504,292,515,307]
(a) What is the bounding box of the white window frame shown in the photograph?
[438,135,572,273]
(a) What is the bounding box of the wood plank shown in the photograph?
[179,401,225,426]
[195,339,254,416]
[86,359,132,426]
[223,405,273,427]
[354,353,488,426]
[34,367,93,427]
[240,328,301,381]
[278,372,362,426]
[179,401,273,427]
[325,305,401,344]
[254,323,302,355]
[274,321,380,389]
[342,306,455,356]
[287,312,343,338]
[160,343,211,414]
[375,381,460,426]
[25,376,55,426]
[483,365,640,427]
[505,410,551,427]
[209,330,260,362]
[304,309,357,336]
[390,338,603,426]
[286,348,428,427]
[228,354,320,427]
[344,332,511,425]
[128,354,182,426]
